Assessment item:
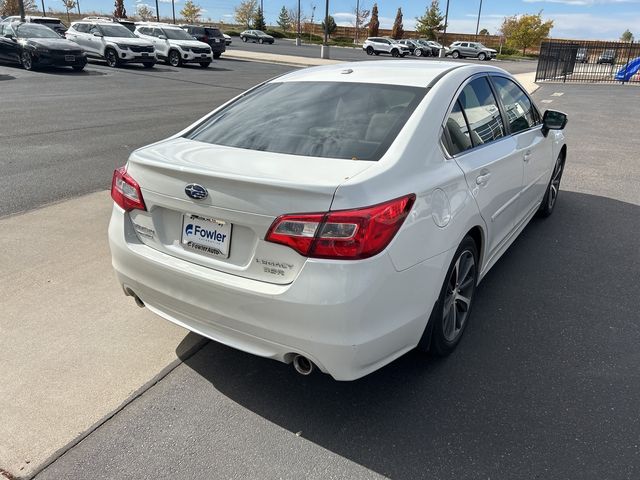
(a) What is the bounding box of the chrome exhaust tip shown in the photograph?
[292,355,314,375]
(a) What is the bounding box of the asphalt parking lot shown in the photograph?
[1,57,639,480]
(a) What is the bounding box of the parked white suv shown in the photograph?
[362,37,410,57]
[134,22,213,67]
[65,18,156,68]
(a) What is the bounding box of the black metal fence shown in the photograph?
[536,39,640,84]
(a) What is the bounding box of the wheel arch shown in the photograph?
[465,225,485,281]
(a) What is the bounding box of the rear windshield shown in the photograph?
[32,19,65,27]
[186,81,426,161]
[205,27,222,37]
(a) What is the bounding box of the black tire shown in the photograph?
[421,236,479,356]
[21,50,34,71]
[168,49,182,67]
[199,62,210,68]
[213,52,221,59]
[451,50,460,59]
[72,64,85,71]
[241,36,247,42]
[366,46,374,55]
[142,62,155,68]
[259,38,264,44]
[391,48,399,57]
[374,52,380,56]
[414,48,423,57]
[478,52,486,61]
[537,154,565,218]
[105,48,119,68]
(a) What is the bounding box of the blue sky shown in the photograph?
[60,0,639,40]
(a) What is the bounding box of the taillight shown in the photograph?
[265,194,415,260]
[111,166,146,212]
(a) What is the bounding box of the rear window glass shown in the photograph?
[32,19,65,26]
[205,27,222,37]
[186,81,426,161]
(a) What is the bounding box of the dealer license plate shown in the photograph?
[181,214,232,258]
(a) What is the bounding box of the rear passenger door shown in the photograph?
[490,74,551,220]
[443,75,524,260]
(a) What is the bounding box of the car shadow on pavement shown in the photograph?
[179,191,640,479]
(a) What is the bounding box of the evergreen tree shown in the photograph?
[252,6,266,30]
[368,3,379,37]
[277,5,291,31]
[321,15,337,37]
[415,0,444,40]
[391,7,403,39]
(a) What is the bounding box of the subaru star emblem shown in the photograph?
[185,183,208,200]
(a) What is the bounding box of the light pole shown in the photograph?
[475,0,483,38]
[76,0,80,15]
[440,0,450,56]
[18,0,25,22]
[320,0,329,58]
[155,0,160,21]
[41,0,45,16]
[354,0,359,45]
[171,0,176,23]
[295,0,301,46]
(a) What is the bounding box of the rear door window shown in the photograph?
[457,77,505,146]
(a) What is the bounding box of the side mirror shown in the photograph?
[542,110,568,136]
[4,33,16,40]
[93,32,103,37]
[159,35,167,40]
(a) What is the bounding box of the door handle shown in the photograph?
[523,150,532,162]
[476,173,491,185]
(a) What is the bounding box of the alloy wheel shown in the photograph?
[169,51,180,67]
[105,49,118,67]
[442,250,476,342]
[548,158,564,210]
[21,51,33,70]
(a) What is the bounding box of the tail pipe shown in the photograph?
[124,287,145,308]
[292,355,314,375]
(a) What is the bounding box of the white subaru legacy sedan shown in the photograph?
[109,61,567,380]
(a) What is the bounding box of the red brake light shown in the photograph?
[265,194,415,260]
[111,166,146,212]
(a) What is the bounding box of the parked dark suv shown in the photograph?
[180,25,225,58]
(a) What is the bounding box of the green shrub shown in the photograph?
[225,30,240,36]
[265,29,285,38]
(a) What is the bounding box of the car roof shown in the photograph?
[272,60,509,88]
[135,22,182,29]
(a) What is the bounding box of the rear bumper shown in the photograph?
[108,205,447,380]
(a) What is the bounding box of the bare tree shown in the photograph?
[61,0,76,23]
[136,3,154,21]
[352,3,369,44]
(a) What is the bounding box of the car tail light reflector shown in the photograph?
[111,166,146,212]
[265,194,415,260]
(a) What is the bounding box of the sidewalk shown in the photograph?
[0,192,204,479]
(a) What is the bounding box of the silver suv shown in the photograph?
[65,18,156,68]
[362,37,410,57]
[448,41,496,61]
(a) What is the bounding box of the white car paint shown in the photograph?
[108,61,567,380]
[134,22,213,65]
[65,20,156,66]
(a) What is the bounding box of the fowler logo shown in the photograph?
[185,223,227,242]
